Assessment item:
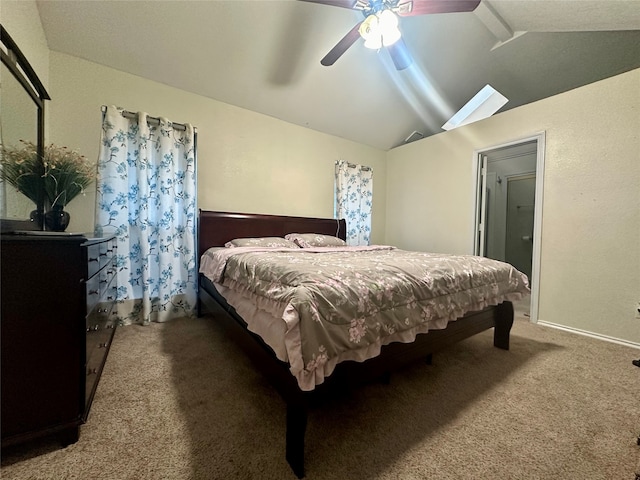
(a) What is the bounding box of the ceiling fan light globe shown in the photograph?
[382,27,401,46]
[359,14,379,37]
[360,13,384,49]
[377,10,401,47]
[364,35,383,49]
[378,9,399,29]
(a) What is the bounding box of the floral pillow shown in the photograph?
[285,233,347,248]
[224,237,299,248]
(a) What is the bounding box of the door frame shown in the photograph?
[471,132,546,322]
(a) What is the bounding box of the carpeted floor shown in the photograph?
[2,303,639,479]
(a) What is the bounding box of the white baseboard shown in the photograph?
[537,320,640,350]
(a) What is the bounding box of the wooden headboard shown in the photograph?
[198,210,347,258]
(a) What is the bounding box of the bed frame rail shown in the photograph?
[199,276,513,478]
[196,209,515,478]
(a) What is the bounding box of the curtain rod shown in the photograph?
[335,160,371,172]
[101,106,195,132]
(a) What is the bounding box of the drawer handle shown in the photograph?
[88,289,99,295]
[99,342,109,348]
[100,279,108,284]
[89,257,99,263]
[87,368,98,375]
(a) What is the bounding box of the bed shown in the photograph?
[197,209,529,477]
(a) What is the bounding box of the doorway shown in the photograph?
[474,134,545,321]
[505,174,535,279]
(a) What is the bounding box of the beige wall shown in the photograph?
[4,2,386,240]
[386,68,640,344]
[46,51,386,241]
[5,1,639,344]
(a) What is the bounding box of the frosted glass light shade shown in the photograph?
[359,10,401,49]
[379,10,400,46]
[382,26,401,46]
[364,35,383,49]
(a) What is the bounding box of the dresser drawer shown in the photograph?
[107,237,116,257]
[83,235,118,424]
[98,240,111,270]
[86,257,115,313]
[85,320,116,408]
[86,324,115,374]
[86,244,102,279]
[86,301,114,358]
[99,263,116,298]
[86,275,101,313]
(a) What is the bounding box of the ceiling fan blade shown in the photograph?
[387,38,413,70]
[321,22,363,66]
[298,0,361,10]
[396,0,481,16]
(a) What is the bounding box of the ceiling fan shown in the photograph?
[300,0,481,70]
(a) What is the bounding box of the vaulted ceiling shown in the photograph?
[36,0,640,150]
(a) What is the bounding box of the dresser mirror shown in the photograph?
[0,25,50,232]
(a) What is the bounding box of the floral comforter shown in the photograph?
[199,246,530,391]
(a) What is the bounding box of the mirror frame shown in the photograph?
[0,24,51,232]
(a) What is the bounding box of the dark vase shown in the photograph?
[30,209,44,229]
[44,205,70,232]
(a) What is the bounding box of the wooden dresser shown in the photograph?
[1,233,118,448]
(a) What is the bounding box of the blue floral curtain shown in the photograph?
[95,105,197,325]
[334,160,373,246]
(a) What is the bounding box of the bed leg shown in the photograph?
[378,371,391,384]
[494,301,514,350]
[286,403,307,479]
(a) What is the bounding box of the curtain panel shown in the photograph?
[334,160,373,246]
[95,105,197,325]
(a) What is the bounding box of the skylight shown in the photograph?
[442,85,508,131]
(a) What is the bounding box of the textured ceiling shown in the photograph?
[35,0,640,150]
